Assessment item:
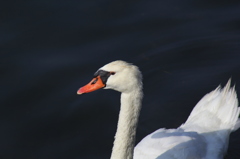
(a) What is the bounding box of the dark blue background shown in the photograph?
[1,0,240,158]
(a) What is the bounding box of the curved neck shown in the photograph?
[110,88,143,159]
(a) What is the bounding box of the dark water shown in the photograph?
[1,0,240,158]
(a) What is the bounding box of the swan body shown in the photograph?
[77,60,240,159]
[134,82,240,159]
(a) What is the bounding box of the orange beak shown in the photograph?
[77,76,105,94]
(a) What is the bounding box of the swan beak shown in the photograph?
[77,76,105,94]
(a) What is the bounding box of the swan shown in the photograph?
[77,60,240,159]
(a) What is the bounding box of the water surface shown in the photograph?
[1,0,240,158]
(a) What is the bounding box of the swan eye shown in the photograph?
[110,72,116,75]
[93,70,114,84]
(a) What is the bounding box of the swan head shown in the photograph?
[77,60,142,94]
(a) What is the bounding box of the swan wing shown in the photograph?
[134,128,206,159]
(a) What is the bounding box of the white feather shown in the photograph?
[83,60,240,159]
[135,80,240,159]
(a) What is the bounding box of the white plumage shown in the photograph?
[134,80,240,159]
[78,60,240,159]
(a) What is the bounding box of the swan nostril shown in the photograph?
[91,78,98,85]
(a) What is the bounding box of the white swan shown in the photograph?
[77,60,240,159]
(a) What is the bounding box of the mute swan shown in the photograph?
[77,60,240,159]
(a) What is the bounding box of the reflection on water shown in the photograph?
[1,0,240,158]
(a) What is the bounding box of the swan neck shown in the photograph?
[110,89,143,159]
